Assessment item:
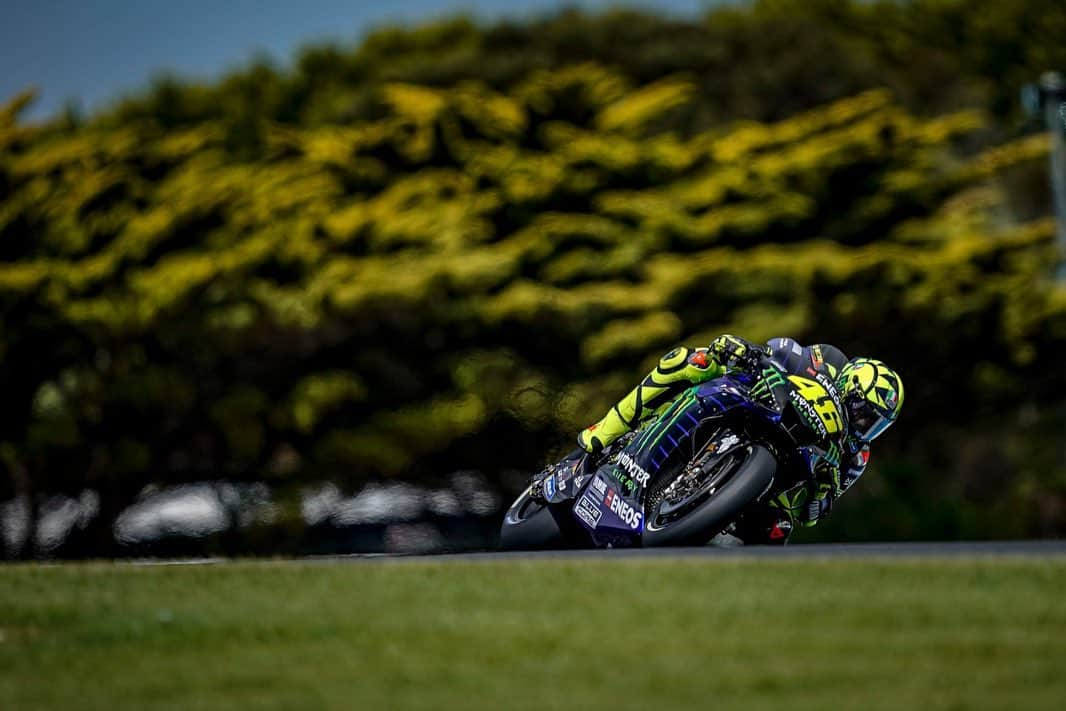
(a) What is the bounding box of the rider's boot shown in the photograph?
[730,505,794,545]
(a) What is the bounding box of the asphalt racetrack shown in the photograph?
[309,539,1066,564]
[124,540,1066,566]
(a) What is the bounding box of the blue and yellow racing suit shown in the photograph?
[577,335,870,543]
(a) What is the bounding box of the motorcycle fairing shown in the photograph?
[572,472,643,547]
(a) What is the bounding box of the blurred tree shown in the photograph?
[1,2,1064,555]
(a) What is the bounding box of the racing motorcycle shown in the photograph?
[500,352,847,548]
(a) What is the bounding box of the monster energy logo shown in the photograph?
[751,366,786,403]
[822,441,841,468]
[789,389,829,438]
[616,452,651,488]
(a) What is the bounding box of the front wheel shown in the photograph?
[642,444,776,547]
[499,486,564,550]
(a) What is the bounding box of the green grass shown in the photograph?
[2,557,1065,710]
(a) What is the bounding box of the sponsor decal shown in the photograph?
[604,489,643,530]
[789,389,829,438]
[575,495,602,528]
[716,433,741,451]
[544,474,557,500]
[616,473,637,493]
[821,441,842,468]
[616,452,651,488]
[813,372,844,414]
[811,345,824,368]
[706,433,741,454]
[591,475,608,496]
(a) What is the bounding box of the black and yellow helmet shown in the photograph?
[836,358,904,442]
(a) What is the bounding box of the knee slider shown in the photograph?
[656,347,691,376]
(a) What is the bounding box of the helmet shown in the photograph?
[836,358,904,442]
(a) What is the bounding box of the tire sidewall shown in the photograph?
[642,444,776,547]
[499,487,565,550]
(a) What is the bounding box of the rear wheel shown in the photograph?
[499,486,564,550]
[642,443,775,547]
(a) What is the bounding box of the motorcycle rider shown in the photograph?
[541,335,904,544]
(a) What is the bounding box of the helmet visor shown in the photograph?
[848,399,894,442]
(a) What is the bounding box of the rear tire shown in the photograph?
[642,444,776,547]
[499,487,564,550]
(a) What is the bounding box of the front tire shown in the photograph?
[642,444,776,547]
[499,487,564,550]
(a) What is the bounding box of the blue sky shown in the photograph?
[2,0,719,121]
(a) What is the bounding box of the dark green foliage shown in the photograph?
[1,1,1064,553]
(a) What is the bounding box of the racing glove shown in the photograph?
[803,460,841,526]
[804,483,834,525]
[709,334,764,370]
